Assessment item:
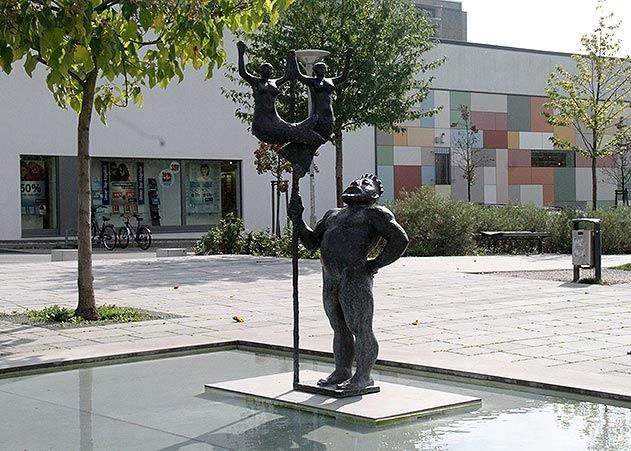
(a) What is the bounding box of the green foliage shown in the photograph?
[389,187,478,256]
[611,263,631,270]
[0,0,292,122]
[25,304,147,324]
[193,213,246,254]
[388,187,631,255]
[544,0,631,210]
[97,304,144,322]
[26,305,76,323]
[225,0,441,133]
[194,215,319,258]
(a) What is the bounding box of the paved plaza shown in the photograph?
[1,251,631,398]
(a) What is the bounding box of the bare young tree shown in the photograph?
[602,118,631,206]
[451,105,485,202]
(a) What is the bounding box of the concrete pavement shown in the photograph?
[2,252,631,399]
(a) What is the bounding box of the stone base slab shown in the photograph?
[156,248,187,258]
[205,370,481,426]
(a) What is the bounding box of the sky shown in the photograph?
[460,0,631,55]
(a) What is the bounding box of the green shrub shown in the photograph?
[388,187,631,255]
[193,214,245,255]
[24,304,148,324]
[389,187,478,256]
[194,217,320,259]
[26,305,76,323]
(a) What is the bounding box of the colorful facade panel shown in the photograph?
[377,89,619,208]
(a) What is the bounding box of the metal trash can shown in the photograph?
[571,218,602,282]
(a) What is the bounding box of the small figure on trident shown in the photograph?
[237,41,325,147]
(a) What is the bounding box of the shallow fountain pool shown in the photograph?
[1,350,630,450]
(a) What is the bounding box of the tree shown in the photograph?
[450,104,484,202]
[0,0,291,319]
[223,0,442,206]
[253,142,291,235]
[602,118,631,206]
[544,0,631,210]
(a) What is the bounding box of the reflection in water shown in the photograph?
[79,368,93,451]
[2,351,631,450]
[554,402,631,451]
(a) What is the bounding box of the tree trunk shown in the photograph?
[75,69,99,320]
[591,156,598,211]
[334,131,343,207]
[467,179,471,203]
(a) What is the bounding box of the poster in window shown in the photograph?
[188,162,219,214]
[20,159,47,215]
[107,161,137,213]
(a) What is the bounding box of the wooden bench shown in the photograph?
[480,231,550,254]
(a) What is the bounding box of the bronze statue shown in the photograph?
[291,49,352,141]
[237,41,325,146]
[289,174,409,392]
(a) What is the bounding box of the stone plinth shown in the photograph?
[205,370,481,426]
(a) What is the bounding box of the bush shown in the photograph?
[194,217,320,259]
[388,187,631,255]
[389,187,478,256]
[24,304,149,324]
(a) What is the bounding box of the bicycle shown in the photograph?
[91,206,117,251]
[118,214,152,250]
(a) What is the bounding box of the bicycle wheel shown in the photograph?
[136,226,152,250]
[118,226,131,249]
[101,225,118,251]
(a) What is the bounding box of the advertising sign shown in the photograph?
[160,170,174,188]
[20,160,47,215]
[188,162,219,214]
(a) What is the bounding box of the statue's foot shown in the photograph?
[317,370,352,387]
[336,375,374,392]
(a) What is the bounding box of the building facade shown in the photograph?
[377,41,621,210]
[1,21,624,240]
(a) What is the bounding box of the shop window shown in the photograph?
[91,158,182,228]
[184,160,241,225]
[20,156,58,233]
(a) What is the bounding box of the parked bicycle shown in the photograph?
[91,206,117,250]
[118,214,152,250]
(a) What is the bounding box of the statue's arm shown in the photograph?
[237,41,257,85]
[291,53,312,84]
[288,195,326,250]
[332,48,353,86]
[366,207,409,275]
[276,50,295,86]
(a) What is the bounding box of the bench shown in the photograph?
[480,231,549,254]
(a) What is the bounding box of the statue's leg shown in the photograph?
[337,273,377,391]
[317,276,354,386]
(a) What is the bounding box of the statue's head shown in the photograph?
[313,62,328,77]
[259,63,274,79]
[342,174,384,205]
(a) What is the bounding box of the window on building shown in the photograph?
[531,151,573,167]
[435,152,451,185]
[90,157,241,230]
[20,155,58,234]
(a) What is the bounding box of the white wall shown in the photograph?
[427,42,573,95]
[0,41,374,239]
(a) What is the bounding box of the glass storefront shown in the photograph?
[90,157,241,230]
[20,156,58,234]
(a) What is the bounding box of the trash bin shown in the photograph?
[571,218,602,283]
